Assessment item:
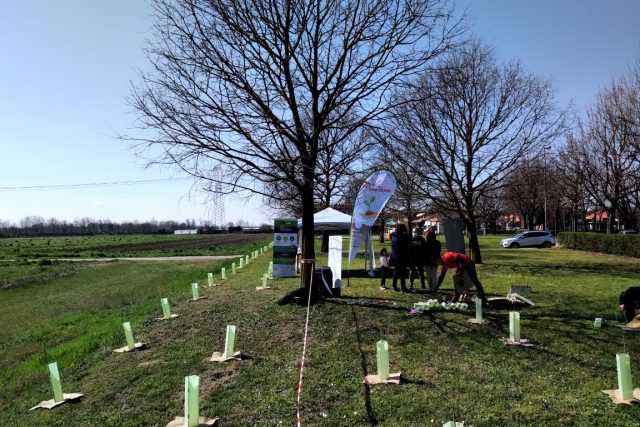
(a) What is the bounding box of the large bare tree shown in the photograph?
[264,121,371,252]
[129,0,462,286]
[383,41,565,263]
[557,135,590,231]
[574,79,640,232]
[502,158,546,230]
[264,117,371,219]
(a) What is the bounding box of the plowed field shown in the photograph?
[101,234,263,252]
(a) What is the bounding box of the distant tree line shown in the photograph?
[0,216,272,237]
[497,62,640,235]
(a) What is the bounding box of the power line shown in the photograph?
[0,178,190,192]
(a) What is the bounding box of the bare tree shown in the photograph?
[621,62,640,160]
[383,41,565,262]
[128,0,462,286]
[263,117,371,218]
[502,158,546,230]
[385,163,429,227]
[557,135,590,231]
[315,129,370,208]
[264,123,371,251]
[475,189,504,234]
[576,80,640,232]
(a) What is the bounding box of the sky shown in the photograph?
[1,0,639,226]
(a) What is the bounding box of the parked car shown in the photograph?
[500,231,556,248]
[619,230,638,234]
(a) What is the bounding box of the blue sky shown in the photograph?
[1,0,639,225]
[461,0,640,110]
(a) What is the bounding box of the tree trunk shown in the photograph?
[379,213,385,243]
[320,230,328,253]
[300,179,316,290]
[464,211,482,264]
[607,206,616,234]
[468,226,482,264]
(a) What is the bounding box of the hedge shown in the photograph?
[558,232,640,258]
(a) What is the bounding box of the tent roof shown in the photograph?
[298,207,352,230]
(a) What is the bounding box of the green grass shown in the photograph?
[1,235,640,425]
[0,233,271,288]
[0,233,269,259]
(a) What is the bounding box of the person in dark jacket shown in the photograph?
[619,286,640,322]
[424,229,442,290]
[390,223,410,292]
[408,227,427,289]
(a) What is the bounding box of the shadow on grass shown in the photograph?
[343,269,381,280]
[350,305,378,426]
[336,294,402,302]
[400,376,435,388]
[325,298,409,313]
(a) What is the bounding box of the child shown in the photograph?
[379,248,390,290]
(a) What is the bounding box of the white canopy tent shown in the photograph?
[297,207,351,230]
[296,208,351,283]
[296,207,375,280]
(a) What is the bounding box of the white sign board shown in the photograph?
[328,236,343,288]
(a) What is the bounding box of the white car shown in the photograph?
[501,231,556,248]
[619,230,638,235]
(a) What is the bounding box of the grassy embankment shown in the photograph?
[0,233,266,288]
[1,234,640,426]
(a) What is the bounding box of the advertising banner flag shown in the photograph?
[348,170,397,265]
[273,219,298,277]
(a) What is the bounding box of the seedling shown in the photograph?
[123,322,135,350]
[509,311,520,342]
[224,325,236,358]
[377,340,389,380]
[49,362,64,402]
[114,322,144,352]
[616,353,633,400]
[30,362,83,410]
[161,298,171,318]
[185,375,199,427]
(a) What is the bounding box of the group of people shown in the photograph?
[378,224,639,319]
[379,223,489,306]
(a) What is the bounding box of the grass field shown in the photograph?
[1,234,640,426]
[0,233,270,288]
[0,233,267,260]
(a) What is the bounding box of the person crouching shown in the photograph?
[433,251,488,306]
[619,286,640,323]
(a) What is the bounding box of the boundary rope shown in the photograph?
[295,259,315,427]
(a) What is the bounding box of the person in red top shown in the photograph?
[433,251,488,305]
